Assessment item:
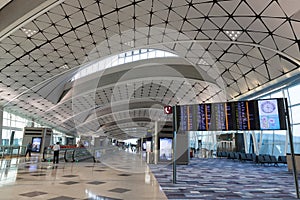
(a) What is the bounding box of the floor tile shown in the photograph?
[86,181,106,185]
[118,174,131,176]
[47,196,75,200]
[20,191,47,197]
[60,181,80,185]
[109,188,130,193]
[0,151,167,200]
[62,175,78,178]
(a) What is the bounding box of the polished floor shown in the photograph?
[0,149,167,200]
[0,150,298,200]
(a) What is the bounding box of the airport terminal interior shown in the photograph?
[1,0,300,199]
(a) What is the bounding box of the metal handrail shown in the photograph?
[41,147,102,163]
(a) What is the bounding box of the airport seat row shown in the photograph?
[216,151,287,166]
[254,154,287,166]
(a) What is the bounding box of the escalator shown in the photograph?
[42,147,96,163]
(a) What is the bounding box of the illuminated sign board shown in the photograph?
[176,98,287,131]
[164,106,173,114]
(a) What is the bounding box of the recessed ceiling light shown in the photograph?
[18,86,28,92]
[124,41,134,47]
[225,30,241,40]
[21,28,38,37]
[60,64,69,69]
[198,59,209,65]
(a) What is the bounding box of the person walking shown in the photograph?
[25,142,32,158]
[52,142,60,164]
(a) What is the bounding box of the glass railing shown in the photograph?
[41,147,103,163]
[0,145,27,158]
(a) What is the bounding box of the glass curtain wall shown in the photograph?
[254,86,300,156]
[2,110,65,146]
[2,111,35,145]
[72,49,177,81]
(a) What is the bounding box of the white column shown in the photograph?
[259,131,263,153]
[251,131,258,154]
[0,107,3,145]
[285,130,289,155]
[243,131,248,153]
[154,121,158,164]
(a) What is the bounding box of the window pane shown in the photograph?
[132,54,139,61]
[133,50,139,55]
[148,51,155,58]
[291,105,300,124]
[118,53,125,58]
[3,118,9,126]
[292,124,300,153]
[288,85,300,105]
[140,53,147,60]
[155,50,164,57]
[270,91,283,98]
[125,51,132,56]
[259,131,274,155]
[125,56,132,63]
[118,57,124,65]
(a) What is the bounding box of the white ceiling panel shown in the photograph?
[0,0,298,138]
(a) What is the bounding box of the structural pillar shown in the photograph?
[154,121,158,164]
[243,131,248,154]
[0,106,3,145]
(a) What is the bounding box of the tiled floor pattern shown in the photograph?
[150,158,297,199]
[1,151,297,200]
[0,150,167,200]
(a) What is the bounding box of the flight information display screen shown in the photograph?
[179,105,196,131]
[176,98,287,131]
[208,103,227,131]
[234,100,260,130]
[257,99,286,130]
[197,104,206,131]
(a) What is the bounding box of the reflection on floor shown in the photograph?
[0,151,167,200]
[2,150,297,200]
[150,158,297,199]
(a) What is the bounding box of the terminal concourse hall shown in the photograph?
[0,0,300,199]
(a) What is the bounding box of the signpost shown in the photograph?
[172,105,177,184]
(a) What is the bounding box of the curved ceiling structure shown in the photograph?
[0,0,299,139]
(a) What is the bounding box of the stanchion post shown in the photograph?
[172,106,177,184]
[285,98,300,199]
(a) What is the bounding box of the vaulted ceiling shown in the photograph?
[0,0,299,139]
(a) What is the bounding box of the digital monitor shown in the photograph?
[175,98,287,131]
[234,100,260,130]
[258,99,282,130]
[31,137,42,153]
[197,104,206,131]
[179,105,195,131]
[159,138,172,161]
[146,141,152,152]
[210,103,227,131]
[142,142,146,151]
